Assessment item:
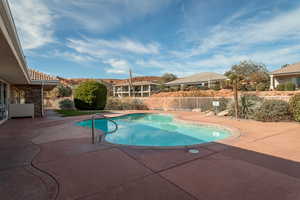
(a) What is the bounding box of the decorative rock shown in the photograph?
[192,108,202,112]
[205,111,215,116]
[217,110,229,116]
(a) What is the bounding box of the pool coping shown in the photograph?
[74,111,242,150]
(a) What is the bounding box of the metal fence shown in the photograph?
[141,97,231,111]
[139,96,291,111]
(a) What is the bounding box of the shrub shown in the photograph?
[276,84,285,91]
[256,83,268,91]
[228,95,263,119]
[199,98,229,113]
[58,99,74,110]
[185,86,198,91]
[254,100,291,122]
[293,102,300,122]
[245,84,256,91]
[50,84,72,98]
[198,85,209,90]
[289,94,300,122]
[285,82,296,91]
[220,80,232,89]
[105,98,122,110]
[238,84,247,91]
[74,81,107,110]
[105,97,148,110]
[211,85,221,91]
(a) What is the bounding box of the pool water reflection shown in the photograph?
[76,113,231,147]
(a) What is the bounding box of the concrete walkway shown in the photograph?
[1,110,300,200]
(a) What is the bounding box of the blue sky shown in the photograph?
[9,0,300,78]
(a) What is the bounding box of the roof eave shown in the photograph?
[271,71,300,76]
[30,80,60,85]
[165,78,226,86]
[0,0,30,83]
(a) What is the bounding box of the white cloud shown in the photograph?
[189,6,300,56]
[104,59,130,74]
[189,44,300,71]
[163,4,300,73]
[136,59,203,77]
[67,37,159,58]
[9,0,54,49]
[52,50,96,63]
[50,0,172,33]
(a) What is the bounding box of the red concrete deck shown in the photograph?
[1,110,300,200]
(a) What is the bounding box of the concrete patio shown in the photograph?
[1,110,300,200]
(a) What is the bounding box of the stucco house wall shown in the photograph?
[270,62,300,90]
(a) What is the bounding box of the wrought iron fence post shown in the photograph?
[92,115,95,144]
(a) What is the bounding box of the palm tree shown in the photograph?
[229,74,239,119]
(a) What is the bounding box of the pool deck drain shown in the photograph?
[188,149,200,154]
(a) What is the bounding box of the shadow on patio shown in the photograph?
[0,116,300,200]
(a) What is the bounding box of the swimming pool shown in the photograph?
[76,113,231,147]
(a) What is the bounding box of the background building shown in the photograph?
[270,62,300,90]
[0,0,58,123]
[113,81,160,97]
[165,72,227,89]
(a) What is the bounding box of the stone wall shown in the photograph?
[44,97,73,109]
[12,85,43,117]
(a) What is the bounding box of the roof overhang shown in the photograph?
[114,82,160,86]
[0,0,30,84]
[30,80,60,91]
[165,79,227,86]
[271,72,300,77]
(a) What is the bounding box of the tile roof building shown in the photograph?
[270,62,300,90]
[113,81,160,97]
[0,0,59,121]
[165,72,227,88]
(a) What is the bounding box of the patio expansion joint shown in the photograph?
[212,150,300,182]
[0,142,40,171]
[116,147,215,200]
[72,173,158,200]
[33,144,114,165]
[30,143,60,200]
[69,148,157,200]
[249,126,299,143]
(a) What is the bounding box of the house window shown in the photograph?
[0,81,8,121]
[296,78,300,87]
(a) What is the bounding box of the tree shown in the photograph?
[281,64,289,68]
[225,60,269,84]
[74,81,107,110]
[161,73,177,83]
[228,73,240,119]
[49,84,72,98]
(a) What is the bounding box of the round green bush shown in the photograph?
[289,94,300,122]
[74,81,107,110]
[285,82,296,91]
[58,99,74,110]
[256,83,268,91]
[276,84,285,91]
[254,100,291,122]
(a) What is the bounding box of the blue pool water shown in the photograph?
[76,113,231,147]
